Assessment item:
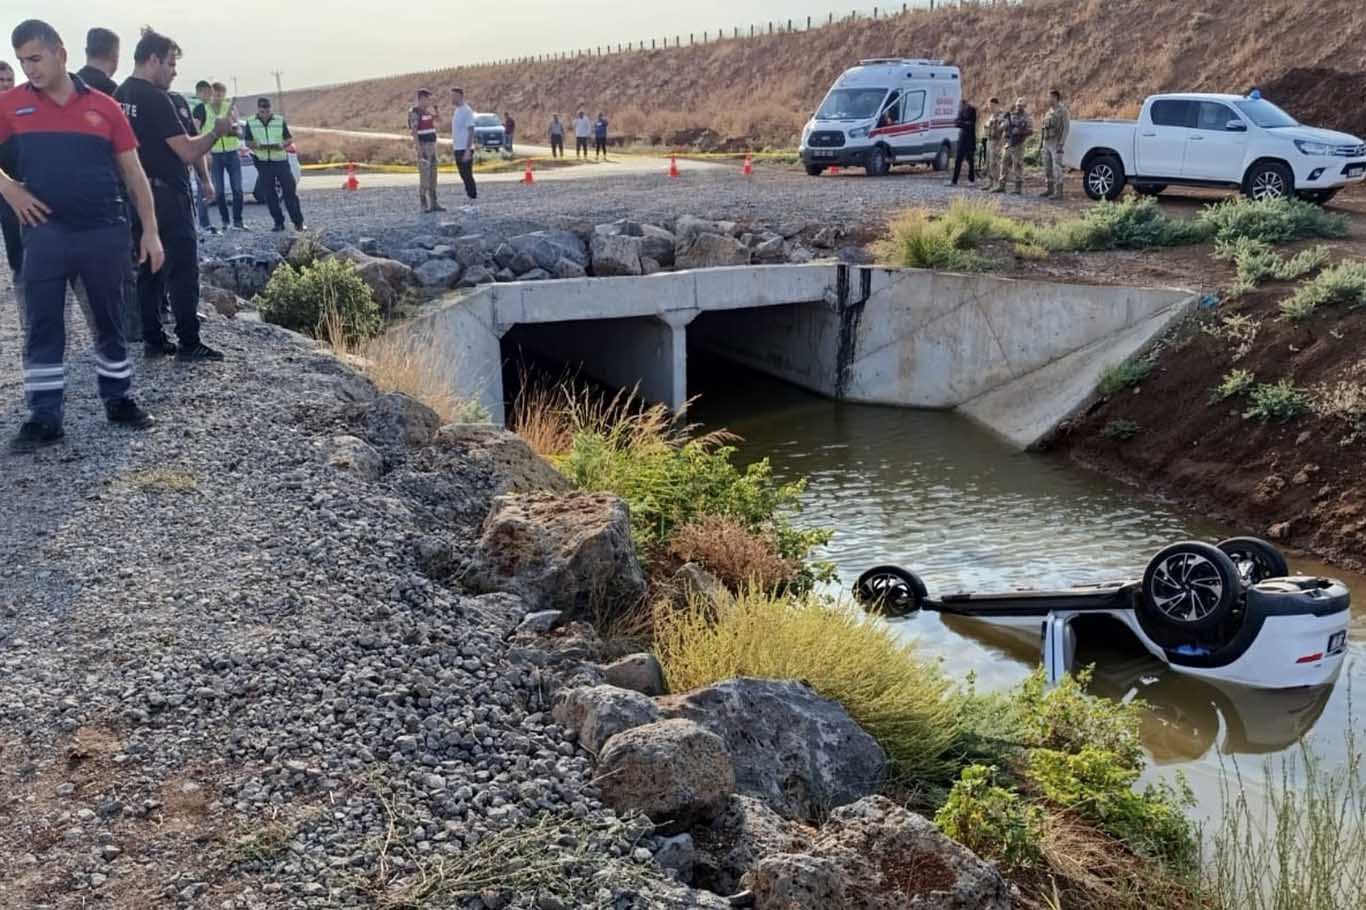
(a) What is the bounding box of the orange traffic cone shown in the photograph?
[742,154,753,176]
[668,155,680,178]
[521,159,535,185]
[343,161,359,191]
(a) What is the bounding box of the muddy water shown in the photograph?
[691,360,1365,820]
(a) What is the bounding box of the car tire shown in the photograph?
[1216,537,1289,585]
[1140,541,1242,632]
[804,163,827,177]
[1299,188,1341,205]
[1133,183,1167,197]
[932,143,950,172]
[854,566,927,617]
[865,146,891,177]
[1084,155,1126,201]
[1243,161,1294,200]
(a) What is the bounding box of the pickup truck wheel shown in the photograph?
[1133,183,1167,197]
[932,143,950,172]
[1084,155,1126,201]
[805,163,826,177]
[865,146,891,177]
[1244,162,1294,200]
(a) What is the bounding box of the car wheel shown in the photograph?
[1140,541,1242,632]
[1244,161,1294,200]
[932,143,950,172]
[865,146,891,177]
[805,163,826,177]
[1216,537,1289,585]
[1084,155,1126,201]
[854,566,927,617]
[1133,183,1167,197]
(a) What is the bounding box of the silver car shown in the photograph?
[474,113,507,150]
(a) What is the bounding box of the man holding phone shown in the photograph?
[243,96,304,232]
[194,82,245,230]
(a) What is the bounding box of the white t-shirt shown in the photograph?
[574,115,591,138]
[452,103,475,151]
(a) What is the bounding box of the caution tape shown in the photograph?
[297,149,799,172]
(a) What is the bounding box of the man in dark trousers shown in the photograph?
[950,99,978,186]
[116,27,234,361]
[1,20,164,451]
[76,27,119,96]
[243,97,305,231]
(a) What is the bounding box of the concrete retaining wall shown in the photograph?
[398,264,1195,448]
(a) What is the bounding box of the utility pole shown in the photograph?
[271,70,285,115]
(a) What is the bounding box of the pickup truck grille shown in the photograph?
[807,130,846,148]
[1334,144,1366,157]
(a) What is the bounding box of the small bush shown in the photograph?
[1039,198,1209,252]
[667,516,797,592]
[1197,196,1349,245]
[1099,359,1153,396]
[1215,237,1331,296]
[1211,368,1256,402]
[652,589,962,783]
[1013,240,1050,261]
[1244,379,1310,422]
[1280,260,1366,320]
[1202,313,1261,361]
[1100,419,1139,441]
[257,258,381,344]
[936,764,1046,872]
[1029,747,1197,874]
[875,209,985,271]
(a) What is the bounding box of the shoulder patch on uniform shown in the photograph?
[84,110,108,129]
[15,106,36,116]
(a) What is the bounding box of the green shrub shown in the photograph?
[1212,368,1256,402]
[652,588,962,783]
[1038,198,1209,252]
[1279,260,1366,320]
[257,258,382,344]
[1215,237,1331,297]
[1029,746,1197,874]
[1202,312,1261,360]
[875,199,1032,270]
[1099,359,1153,396]
[1100,419,1140,441]
[1197,197,1349,245]
[1244,379,1310,422]
[936,764,1046,872]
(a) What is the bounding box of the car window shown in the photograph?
[1233,99,1298,129]
[877,91,902,127]
[1149,100,1194,128]
[475,115,502,127]
[900,90,927,124]
[1196,102,1239,131]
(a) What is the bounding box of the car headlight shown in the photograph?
[848,126,870,139]
[1294,140,1331,156]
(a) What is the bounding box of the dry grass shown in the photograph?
[1035,813,1199,910]
[666,515,796,591]
[126,468,199,492]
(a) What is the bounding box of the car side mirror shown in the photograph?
[1226,119,1247,132]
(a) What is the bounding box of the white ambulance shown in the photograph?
[799,58,963,177]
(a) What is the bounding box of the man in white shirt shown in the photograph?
[450,87,477,206]
[573,109,591,159]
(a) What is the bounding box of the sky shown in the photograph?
[20,0,912,95]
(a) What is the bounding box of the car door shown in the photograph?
[1136,99,1193,179]
[890,90,927,159]
[1182,101,1250,182]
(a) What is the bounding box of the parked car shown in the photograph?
[473,113,507,150]
[799,58,962,177]
[1064,92,1366,203]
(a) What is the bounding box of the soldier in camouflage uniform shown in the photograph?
[983,97,1007,191]
[1040,89,1071,199]
[999,98,1033,195]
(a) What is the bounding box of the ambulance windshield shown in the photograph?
[816,88,887,121]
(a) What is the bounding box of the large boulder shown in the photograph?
[552,684,661,754]
[748,796,1013,910]
[430,423,569,495]
[466,492,647,622]
[640,223,677,267]
[597,719,735,830]
[324,435,384,482]
[392,248,433,269]
[693,795,814,895]
[450,234,490,268]
[509,234,562,272]
[595,218,645,238]
[414,258,463,289]
[590,233,645,276]
[202,253,281,299]
[674,215,733,245]
[338,251,415,315]
[539,229,590,267]
[554,258,587,279]
[676,232,751,270]
[604,653,666,696]
[198,283,247,318]
[456,264,496,288]
[492,242,517,269]
[659,678,886,820]
[365,392,442,449]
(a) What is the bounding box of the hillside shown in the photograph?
[280,0,1366,147]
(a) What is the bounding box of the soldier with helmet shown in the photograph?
[995,97,1033,195]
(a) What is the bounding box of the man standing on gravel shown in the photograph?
[243,97,305,232]
[502,111,515,154]
[450,87,477,209]
[409,89,442,213]
[1039,89,1070,200]
[984,97,1007,191]
[116,27,234,361]
[196,82,246,230]
[548,114,564,158]
[593,112,609,159]
[1,20,164,451]
[573,110,591,159]
[949,98,977,186]
[995,98,1032,195]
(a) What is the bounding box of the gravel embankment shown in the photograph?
[201,166,1051,261]
[0,275,706,910]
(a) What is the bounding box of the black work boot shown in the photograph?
[106,398,155,429]
[9,418,65,452]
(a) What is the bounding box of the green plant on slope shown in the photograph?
[1215,237,1331,296]
[1038,197,1209,252]
[1100,419,1140,441]
[1202,313,1261,361]
[1197,196,1349,246]
[1211,368,1256,402]
[1244,379,1310,422]
[936,764,1046,872]
[1280,260,1366,321]
[1099,359,1154,396]
[257,257,381,343]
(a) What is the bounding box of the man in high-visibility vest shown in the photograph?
[242,96,304,232]
[194,81,245,230]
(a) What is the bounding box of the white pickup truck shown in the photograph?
[1063,93,1366,203]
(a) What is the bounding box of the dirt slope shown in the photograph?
[279,0,1366,145]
